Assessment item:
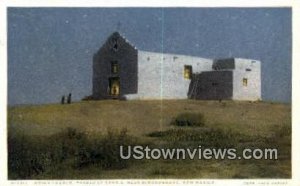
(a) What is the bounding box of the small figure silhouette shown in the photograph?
[61,95,65,104]
[67,93,72,104]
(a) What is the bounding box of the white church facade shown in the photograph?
[92,32,261,101]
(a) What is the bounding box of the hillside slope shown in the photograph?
[7,100,291,179]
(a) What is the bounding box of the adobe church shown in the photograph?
[92,32,261,101]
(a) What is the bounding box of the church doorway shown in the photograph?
[109,77,120,96]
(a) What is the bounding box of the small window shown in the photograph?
[212,82,218,86]
[111,61,119,74]
[246,68,252,72]
[243,78,248,86]
[184,65,192,79]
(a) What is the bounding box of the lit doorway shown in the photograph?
[109,77,120,96]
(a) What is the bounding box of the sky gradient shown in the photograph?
[7,8,291,105]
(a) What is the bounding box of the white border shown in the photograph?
[1,0,299,186]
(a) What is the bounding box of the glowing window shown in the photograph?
[184,65,192,79]
[111,61,118,74]
[243,78,248,86]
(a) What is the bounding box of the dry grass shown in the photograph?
[8,100,291,137]
[7,100,291,179]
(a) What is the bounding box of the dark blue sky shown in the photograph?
[8,8,291,105]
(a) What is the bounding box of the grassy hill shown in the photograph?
[7,100,291,179]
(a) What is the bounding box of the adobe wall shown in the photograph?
[190,71,233,100]
[232,59,261,101]
[124,51,213,100]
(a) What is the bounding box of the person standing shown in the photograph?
[61,95,65,104]
[67,93,72,104]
